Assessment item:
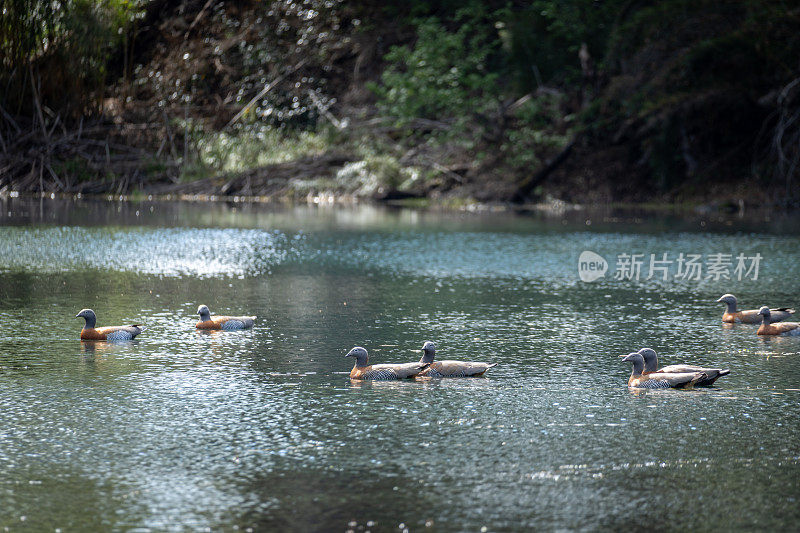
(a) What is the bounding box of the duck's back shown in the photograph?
[82,325,142,340]
[723,310,759,324]
[727,308,794,324]
[196,315,256,330]
[629,371,703,389]
[421,360,496,377]
[350,362,427,380]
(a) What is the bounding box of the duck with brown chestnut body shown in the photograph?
[757,306,800,336]
[76,309,143,340]
[345,346,429,380]
[195,305,255,330]
[416,341,496,377]
[639,348,729,387]
[717,294,794,324]
[621,352,706,389]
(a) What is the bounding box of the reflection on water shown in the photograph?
[1,197,799,530]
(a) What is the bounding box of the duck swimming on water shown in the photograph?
[638,348,729,387]
[416,341,497,377]
[345,346,429,380]
[76,309,143,340]
[717,294,794,324]
[757,306,800,336]
[621,352,706,389]
[195,305,256,330]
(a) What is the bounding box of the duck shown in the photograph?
[76,309,143,340]
[416,341,496,377]
[345,346,429,380]
[717,294,794,324]
[757,306,800,336]
[638,348,729,387]
[195,305,255,330]
[620,352,706,389]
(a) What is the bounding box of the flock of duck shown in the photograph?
[75,293,798,389]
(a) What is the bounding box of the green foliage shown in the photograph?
[191,125,335,176]
[501,95,570,171]
[54,157,94,182]
[371,3,508,125]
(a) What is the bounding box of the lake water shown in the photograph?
[1,197,799,531]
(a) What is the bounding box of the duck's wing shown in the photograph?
[769,308,796,322]
[228,316,256,329]
[96,325,142,340]
[368,362,428,379]
[210,315,254,330]
[660,364,730,386]
[640,371,705,388]
[660,364,728,376]
[426,360,497,377]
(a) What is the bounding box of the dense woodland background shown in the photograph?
[1,0,799,206]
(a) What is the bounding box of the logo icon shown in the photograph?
[578,251,608,282]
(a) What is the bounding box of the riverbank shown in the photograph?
[0,144,788,211]
[2,2,798,208]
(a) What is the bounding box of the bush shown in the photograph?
[370,3,508,126]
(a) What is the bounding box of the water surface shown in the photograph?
[1,197,799,531]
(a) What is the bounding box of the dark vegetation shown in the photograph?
[1,0,799,206]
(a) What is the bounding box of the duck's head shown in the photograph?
[197,305,211,321]
[420,341,436,364]
[620,352,643,363]
[758,306,771,323]
[345,346,369,367]
[76,308,97,327]
[638,348,659,372]
[717,294,737,311]
[620,351,645,374]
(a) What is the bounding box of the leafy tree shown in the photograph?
[370,2,510,125]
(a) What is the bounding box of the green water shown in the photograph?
[1,197,799,531]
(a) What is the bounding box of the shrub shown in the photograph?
[370,3,508,127]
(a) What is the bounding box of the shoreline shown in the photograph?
[0,189,794,215]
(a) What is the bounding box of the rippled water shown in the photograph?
[1,197,799,531]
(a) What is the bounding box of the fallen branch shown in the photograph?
[510,137,577,203]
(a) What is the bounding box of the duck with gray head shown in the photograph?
[620,352,705,389]
[416,341,497,377]
[345,346,429,380]
[638,348,729,387]
[76,309,143,340]
[717,294,794,324]
[757,306,800,336]
[195,305,256,330]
